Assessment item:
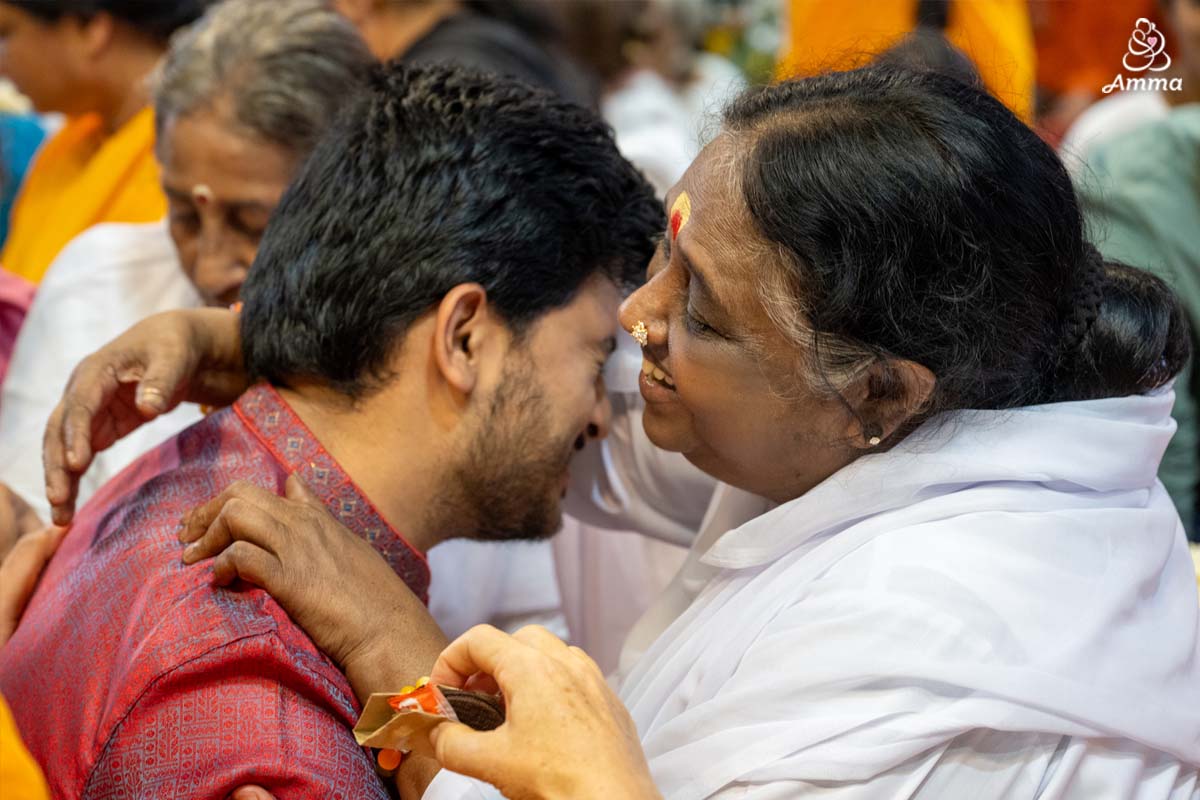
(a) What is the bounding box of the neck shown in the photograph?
[373,0,462,60]
[277,383,462,554]
[94,40,162,133]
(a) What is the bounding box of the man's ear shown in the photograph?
[431,284,496,396]
[840,358,936,449]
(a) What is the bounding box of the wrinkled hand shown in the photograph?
[427,625,661,800]
[179,475,447,703]
[0,483,44,562]
[43,308,247,527]
[0,526,66,647]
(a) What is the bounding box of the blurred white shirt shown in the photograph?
[1059,91,1170,178]
[0,222,204,518]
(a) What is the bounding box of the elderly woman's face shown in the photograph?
[158,108,296,307]
[619,135,859,504]
[0,4,92,114]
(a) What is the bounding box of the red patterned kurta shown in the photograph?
[0,384,430,798]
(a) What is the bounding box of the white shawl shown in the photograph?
[426,391,1200,799]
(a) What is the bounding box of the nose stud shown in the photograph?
[631,321,648,347]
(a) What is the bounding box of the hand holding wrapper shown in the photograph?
[355,682,505,759]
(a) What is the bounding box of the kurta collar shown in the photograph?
[234,383,431,602]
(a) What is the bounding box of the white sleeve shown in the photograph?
[421,769,501,800]
[704,731,1065,799]
[564,332,719,547]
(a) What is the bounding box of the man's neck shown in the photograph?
[276,383,456,554]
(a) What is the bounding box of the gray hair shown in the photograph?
[154,0,372,158]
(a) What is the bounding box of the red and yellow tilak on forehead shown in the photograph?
[669,191,692,240]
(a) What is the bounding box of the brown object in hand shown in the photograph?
[442,687,505,731]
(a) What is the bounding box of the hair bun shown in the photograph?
[1054,260,1191,401]
[1058,244,1107,360]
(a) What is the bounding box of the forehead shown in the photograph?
[158,109,295,194]
[526,275,621,350]
[667,135,762,271]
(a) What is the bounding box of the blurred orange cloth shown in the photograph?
[778,0,1035,121]
[1033,0,1160,96]
[0,107,165,285]
[0,693,49,800]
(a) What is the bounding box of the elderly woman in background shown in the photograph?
[0,0,212,284]
[0,0,371,539]
[43,65,1200,798]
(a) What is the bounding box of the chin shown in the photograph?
[640,405,695,453]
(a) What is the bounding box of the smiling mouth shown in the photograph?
[642,357,675,389]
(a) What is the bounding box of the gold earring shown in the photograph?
[631,321,648,347]
[868,436,882,446]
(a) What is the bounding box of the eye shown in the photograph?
[168,209,199,231]
[684,303,716,336]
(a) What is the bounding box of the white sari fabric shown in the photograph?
[428,391,1200,799]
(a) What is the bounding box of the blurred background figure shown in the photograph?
[1033,0,1161,147]
[776,0,1034,120]
[0,267,30,389]
[0,100,43,250]
[0,0,211,285]
[1076,106,1200,543]
[1058,0,1200,174]
[332,0,591,104]
[0,0,371,531]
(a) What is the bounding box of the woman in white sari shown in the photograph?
[28,66,1200,798]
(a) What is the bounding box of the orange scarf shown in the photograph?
[1,107,165,285]
[0,693,48,800]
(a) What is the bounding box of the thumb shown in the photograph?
[429,721,504,779]
[284,473,324,510]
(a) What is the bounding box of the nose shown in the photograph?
[194,232,248,306]
[618,270,669,348]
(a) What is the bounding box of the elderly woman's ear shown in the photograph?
[842,359,936,449]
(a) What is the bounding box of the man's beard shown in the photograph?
[443,360,575,543]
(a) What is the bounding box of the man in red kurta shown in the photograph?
[0,62,659,798]
[0,385,428,797]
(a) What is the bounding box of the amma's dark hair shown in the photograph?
[723,66,1189,413]
[7,0,212,42]
[240,62,661,397]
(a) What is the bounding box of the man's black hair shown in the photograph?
[240,62,662,397]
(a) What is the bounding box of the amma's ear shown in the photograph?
[839,357,936,448]
[430,283,497,396]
